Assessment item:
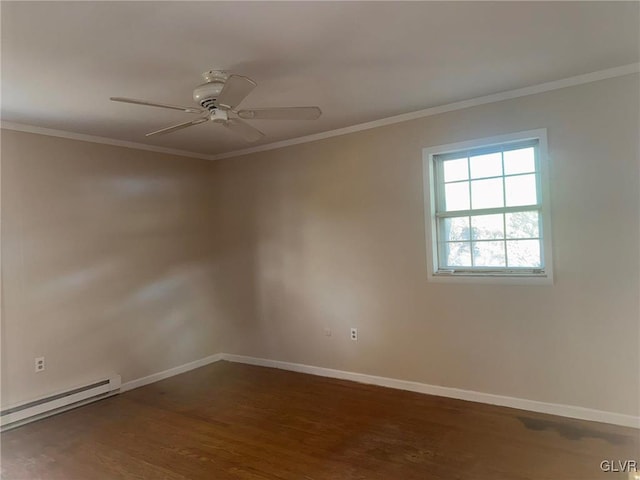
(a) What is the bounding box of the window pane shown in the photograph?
[471,178,503,209]
[505,174,537,207]
[443,242,471,267]
[470,152,502,179]
[472,241,506,267]
[507,240,541,267]
[443,217,470,241]
[471,214,504,240]
[443,158,468,182]
[504,147,535,175]
[506,211,539,239]
[445,182,470,211]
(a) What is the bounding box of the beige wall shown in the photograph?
[1,131,225,406]
[213,74,640,416]
[2,74,638,417]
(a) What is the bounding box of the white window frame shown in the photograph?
[422,129,553,285]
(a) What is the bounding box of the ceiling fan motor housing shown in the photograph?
[193,70,228,110]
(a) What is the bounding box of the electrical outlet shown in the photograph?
[350,328,357,341]
[324,328,332,337]
[35,357,45,372]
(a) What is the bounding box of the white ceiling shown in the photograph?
[2,1,638,156]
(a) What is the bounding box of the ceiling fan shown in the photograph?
[110,70,322,142]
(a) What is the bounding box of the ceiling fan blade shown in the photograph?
[111,97,204,114]
[224,118,265,142]
[146,117,209,137]
[216,75,256,110]
[237,106,322,120]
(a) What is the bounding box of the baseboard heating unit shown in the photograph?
[0,375,121,431]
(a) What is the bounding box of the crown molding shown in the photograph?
[211,63,640,160]
[0,122,216,161]
[2,63,638,162]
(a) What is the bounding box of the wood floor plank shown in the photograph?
[2,361,638,479]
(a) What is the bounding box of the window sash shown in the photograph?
[432,140,544,273]
[435,204,540,219]
[434,139,539,162]
[436,232,545,271]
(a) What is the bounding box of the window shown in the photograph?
[422,129,552,284]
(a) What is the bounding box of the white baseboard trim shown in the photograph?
[221,353,640,429]
[114,351,638,428]
[120,353,223,392]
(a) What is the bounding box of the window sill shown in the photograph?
[429,271,553,285]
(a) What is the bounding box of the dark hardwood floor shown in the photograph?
[1,361,638,479]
